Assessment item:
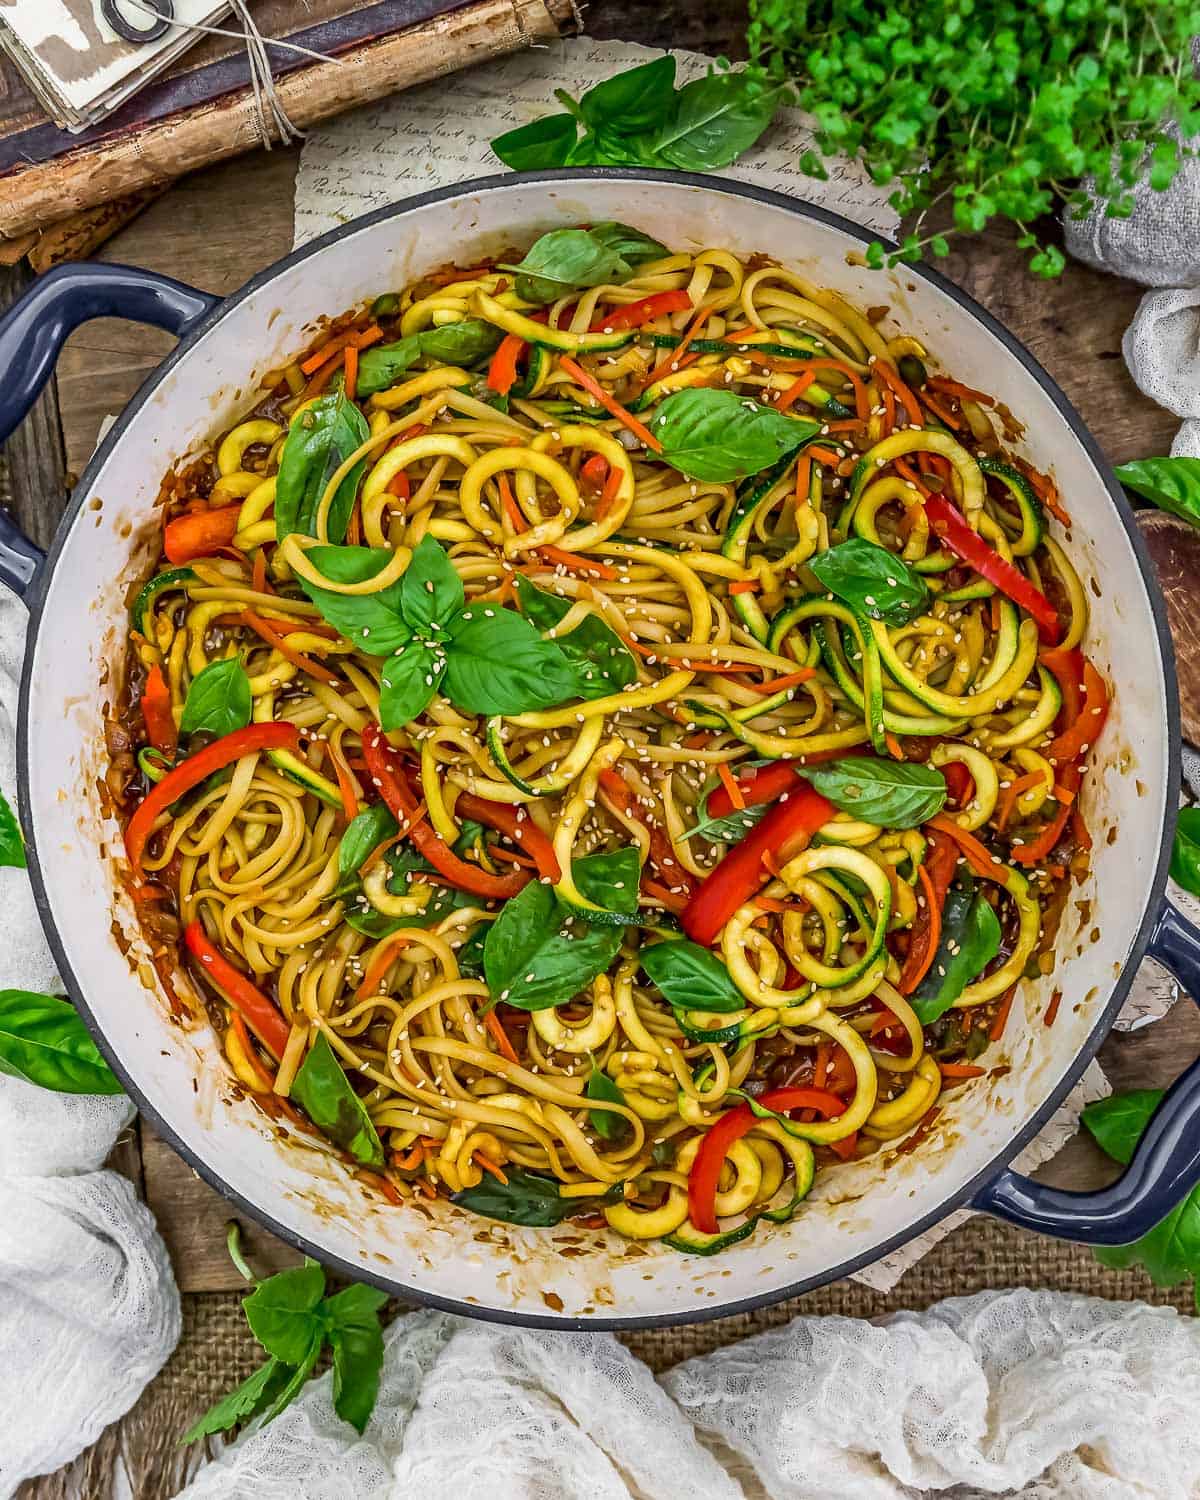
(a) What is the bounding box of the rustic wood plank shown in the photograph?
[0,262,70,548]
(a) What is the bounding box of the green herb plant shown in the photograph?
[184,1223,389,1442]
[491,55,790,175]
[746,0,1200,276]
[0,989,122,1094]
[179,657,252,739]
[0,787,24,869]
[809,538,931,625]
[1116,456,1200,531]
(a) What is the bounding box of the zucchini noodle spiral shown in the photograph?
[112,229,1106,1255]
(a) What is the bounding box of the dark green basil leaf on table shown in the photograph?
[297,545,412,656]
[1115,456,1200,528]
[324,1283,390,1433]
[179,656,252,739]
[578,54,677,134]
[0,789,24,868]
[652,389,819,483]
[513,574,637,699]
[1170,806,1200,897]
[289,1031,385,1168]
[443,605,578,715]
[800,756,947,829]
[0,990,122,1094]
[491,112,578,171]
[640,938,744,1012]
[275,390,370,544]
[809,537,931,627]
[243,1259,326,1364]
[1080,1088,1163,1165]
[586,1062,630,1142]
[182,1356,292,1444]
[909,883,1002,1025]
[653,70,788,171]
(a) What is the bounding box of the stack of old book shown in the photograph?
[0,0,577,268]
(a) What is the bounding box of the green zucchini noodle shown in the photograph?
[110,231,1106,1254]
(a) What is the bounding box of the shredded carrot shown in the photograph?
[357,935,413,1000]
[488,845,537,870]
[639,305,711,392]
[386,468,411,501]
[728,578,760,596]
[805,445,845,467]
[893,455,933,496]
[873,360,924,426]
[989,594,1002,633]
[814,1041,831,1090]
[880,382,896,436]
[326,741,360,822]
[251,549,271,596]
[393,1144,425,1170]
[498,473,526,533]
[1052,784,1076,806]
[995,770,1044,831]
[224,612,339,639]
[230,1012,276,1089]
[473,1151,509,1185]
[299,323,383,375]
[900,863,941,994]
[483,1009,520,1065]
[356,1169,405,1206]
[717,763,746,811]
[774,369,818,413]
[1045,863,1068,879]
[642,877,688,913]
[751,668,817,694]
[594,458,624,523]
[1015,457,1072,527]
[754,895,788,913]
[928,376,994,407]
[926,813,997,879]
[884,732,905,761]
[684,731,714,749]
[772,357,869,421]
[300,348,346,400]
[823,418,865,433]
[242,609,342,687]
[794,453,812,503]
[536,545,618,579]
[343,345,358,401]
[938,1061,986,1079]
[919,390,963,430]
[1044,988,1063,1027]
[989,983,1018,1042]
[558,356,662,451]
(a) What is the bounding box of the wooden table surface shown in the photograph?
[6,74,1198,1293]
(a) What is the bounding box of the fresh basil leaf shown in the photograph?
[399,535,465,632]
[416,319,504,369]
[582,129,671,168]
[572,845,642,915]
[809,537,931,626]
[289,1031,385,1168]
[652,388,819,483]
[378,640,443,731]
[343,853,473,938]
[910,884,1002,1024]
[640,938,744,1012]
[337,803,399,880]
[579,55,677,134]
[501,228,628,306]
[456,924,488,979]
[491,113,579,171]
[512,574,637,699]
[452,1166,618,1226]
[243,1259,326,1365]
[324,1283,389,1434]
[801,756,947,829]
[483,871,623,1011]
[1115,456,1200,529]
[685,801,770,844]
[443,605,578,715]
[179,656,251,739]
[653,70,786,171]
[0,990,122,1094]
[1082,1089,1164,1166]
[182,1357,291,1443]
[0,789,24,869]
[1171,806,1200,898]
[586,1062,629,1142]
[258,1335,324,1427]
[587,221,669,266]
[275,391,370,544]
[297,545,410,655]
[354,335,423,398]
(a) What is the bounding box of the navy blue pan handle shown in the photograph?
[0,261,219,597]
[974,896,1200,1243]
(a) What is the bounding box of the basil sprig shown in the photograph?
[275,390,370,545]
[296,536,578,727]
[356,319,503,398]
[1116,455,1200,529]
[1172,807,1200,898]
[652,388,820,483]
[289,1030,384,1168]
[179,656,251,739]
[800,756,947,829]
[185,1230,388,1442]
[809,537,931,626]
[499,222,665,305]
[640,938,744,1012]
[0,788,25,868]
[512,575,637,699]
[491,57,788,175]
[0,990,122,1094]
[910,879,1002,1024]
[483,847,641,1010]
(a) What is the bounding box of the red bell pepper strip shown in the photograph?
[1010,761,1082,866]
[704,751,850,821]
[184,919,292,1060]
[1040,645,1083,731]
[587,289,692,333]
[163,504,244,564]
[681,783,833,947]
[1043,655,1109,764]
[453,790,561,883]
[487,334,525,395]
[898,828,958,995]
[924,493,1061,643]
[139,664,177,756]
[597,768,695,911]
[940,760,974,810]
[125,721,301,874]
[688,1085,847,1233]
[360,723,529,899]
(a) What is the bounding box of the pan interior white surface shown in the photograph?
[22,176,1170,1321]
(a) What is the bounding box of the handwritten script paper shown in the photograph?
[293,38,898,246]
[289,42,1171,1291]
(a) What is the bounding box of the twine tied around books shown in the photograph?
[115,0,339,147]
